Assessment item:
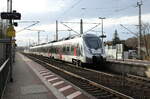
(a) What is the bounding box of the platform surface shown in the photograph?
[107,58,150,66]
[2,53,58,99]
[2,53,91,99]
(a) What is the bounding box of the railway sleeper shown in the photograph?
[88,89,104,93]
[80,83,91,87]
[84,87,100,91]
[127,82,149,89]
[93,91,109,95]
[96,93,114,98]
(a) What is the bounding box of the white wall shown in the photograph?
[105,44,127,59]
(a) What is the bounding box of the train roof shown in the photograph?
[30,33,99,49]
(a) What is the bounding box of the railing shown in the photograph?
[0,58,10,98]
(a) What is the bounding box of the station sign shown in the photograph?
[1,12,21,20]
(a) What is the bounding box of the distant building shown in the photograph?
[104,40,138,59]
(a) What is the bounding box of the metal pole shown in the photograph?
[101,18,104,43]
[46,35,48,43]
[7,0,13,82]
[56,20,58,41]
[10,0,12,13]
[137,1,143,59]
[7,0,9,12]
[68,29,71,37]
[80,19,83,34]
[38,31,40,44]
[99,17,105,43]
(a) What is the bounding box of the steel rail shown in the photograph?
[0,58,9,72]
[127,74,150,81]
[0,58,10,99]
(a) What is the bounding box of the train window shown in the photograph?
[46,48,48,52]
[53,47,55,53]
[45,48,48,52]
[57,48,59,53]
[77,48,80,56]
[67,46,70,52]
[54,48,56,53]
[41,49,43,52]
[37,48,39,52]
[63,46,66,54]
[71,46,74,55]
[84,37,102,49]
[63,46,65,51]
[50,47,52,52]
[51,47,53,53]
[55,47,57,53]
[56,47,59,53]
[42,48,45,52]
[52,47,54,53]
[71,46,74,51]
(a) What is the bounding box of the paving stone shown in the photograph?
[21,84,48,95]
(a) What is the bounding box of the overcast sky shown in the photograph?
[0,0,150,46]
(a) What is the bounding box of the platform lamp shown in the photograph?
[99,17,106,43]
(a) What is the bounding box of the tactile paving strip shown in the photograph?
[22,55,91,99]
[38,68,89,99]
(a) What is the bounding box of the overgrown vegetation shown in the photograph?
[125,22,150,60]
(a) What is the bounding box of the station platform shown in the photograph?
[107,59,150,66]
[3,53,92,99]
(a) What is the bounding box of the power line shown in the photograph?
[81,4,136,12]
[58,0,83,19]
[84,23,101,33]
[60,22,80,34]
[114,4,136,12]
[120,24,138,36]
[16,21,40,33]
[81,3,137,19]
[61,21,99,24]
[25,28,45,45]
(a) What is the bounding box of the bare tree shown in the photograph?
[142,22,150,57]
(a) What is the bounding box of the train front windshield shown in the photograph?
[84,37,102,49]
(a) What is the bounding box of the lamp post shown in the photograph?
[136,1,143,59]
[7,0,13,82]
[99,17,106,43]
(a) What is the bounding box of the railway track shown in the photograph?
[24,53,150,99]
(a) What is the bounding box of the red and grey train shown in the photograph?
[29,34,106,66]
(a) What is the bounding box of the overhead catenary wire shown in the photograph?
[60,22,80,35]
[58,0,83,20]
[57,0,148,21]
[16,21,40,33]
[25,28,45,32]
[16,21,40,23]
[84,23,101,34]
[57,0,140,29]
[80,2,138,19]
[120,24,138,36]
[61,21,99,24]
[114,4,136,12]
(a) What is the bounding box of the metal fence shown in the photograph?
[0,58,10,98]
